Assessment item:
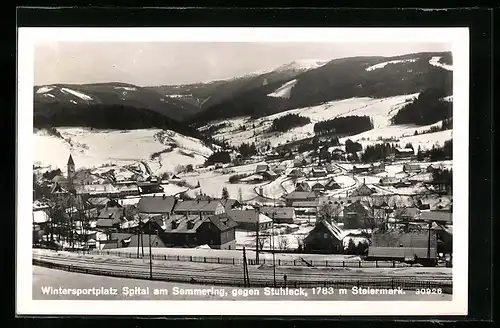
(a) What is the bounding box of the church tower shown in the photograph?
[67,154,75,181]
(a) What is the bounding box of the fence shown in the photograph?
[82,249,418,268]
[33,258,452,294]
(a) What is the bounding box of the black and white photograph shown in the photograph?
[17,27,469,316]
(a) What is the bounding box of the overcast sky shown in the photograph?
[34,42,451,86]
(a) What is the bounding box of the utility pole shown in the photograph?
[272,212,276,287]
[149,226,153,280]
[427,221,432,259]
[242,246,250,287]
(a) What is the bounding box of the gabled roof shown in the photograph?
[164,215,204,233]
[138,195,176,214]
[227,209,272,224]
[393,207,421,219]
[325,178,341,189]
[285,191,316,200]
[207,213,240,231]
[102,233,165,249]
[310,220,345,241]
[311,182,325,189]
[256,164,269,173]
[97,207,124,219]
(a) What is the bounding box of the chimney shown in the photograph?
[363,178,366,184]
[187,220,194,230]
[171,220,178,229]
[197,199,200,204]
[162,194,166,200]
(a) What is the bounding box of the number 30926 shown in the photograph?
[416,288,442,295]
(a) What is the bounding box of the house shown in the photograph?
[394,148,415,159]
[95,207,125,230]
[351,164,371,174]
[260,207,296,224]
[325,178,341,190]
[419,211,452,224]
[227,209,273,231]
[137,195,177,219]
[367,230,438,264]
[115,183,140,197]
[285,191,317,207]
[196,213,239,250]
[173,197,240,216]
[87,197,120,210]
[101,232,166,250]
[137,181,164,194]
[371,162,386,174]
[75,184,120,198]
[426,164,443,173]
[288,168,304,179]
[342,200,375,229]
[311,182,325,193]
[304,219,345,254]
[379,176,400,186]
[311,167,328,178]
[260,170,278,181]
[403,163,422,173]
[391,207,421,223]
[255,164,270,174]
[350,182,376,197]
[295,182,311,192]
[293,200,318,216]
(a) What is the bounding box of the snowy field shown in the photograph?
[33,128,213,175]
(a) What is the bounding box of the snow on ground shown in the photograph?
[365,58,418,71]
[113,86,137,91]
[117,197,141,206]
[33,128,211,174]
[267,79,298,98]
[261,176,291,199]
[36,86,54,94]
[274,59,329,72]
[397,130,453,150]
[159,184,189,196]
[60,87,94,101]
[207,94,419,149]
[429,56,453,71]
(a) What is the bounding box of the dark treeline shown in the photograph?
[361,143,398,163]
[391,88,453,125]
[34,102,202,139]
[345,139,363,154]
[314,116,373,136]
[204,151,231,166]
[237,142,258,158]
[417,139,452,161]
[270,114,311,132]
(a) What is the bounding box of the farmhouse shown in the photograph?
[311,182,325,193]
[379,176,400,185]
[350,182,376,197]
[227,209,273,231]
[394,148,415,159]
[403,163,422,173]
[137,195,177,219]
[260,170,278,181]
[292,200,319,216]
[325,178,341,190]
[75,184,120,198]
[367,230,438,264]
[137,181,164,194]
[293,158,306,167]
[311,167,328,178]
[295,182,311,192]
[173,197,240,216]
[351,164,371,174]
[342,200,376,229]
[260,207,296,224]
[304,219,345,254]
[285,191,317,206]
[272,164,287,174]
[115,183,140,197]
[87,197,120,210]
[198,214,239,250]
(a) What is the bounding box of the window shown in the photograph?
[323,233,328,239]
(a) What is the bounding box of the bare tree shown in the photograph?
[278,235,290,250]
[257,232,269,251]
[318,202,336,221]
[294,234,305,250]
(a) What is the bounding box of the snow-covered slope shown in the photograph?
[204,94,425,148]
[267,79,298,98]
[33,128,214,175]
[365,59,418,71]
[429,56,453,71]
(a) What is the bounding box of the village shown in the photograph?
[32,139,453,270]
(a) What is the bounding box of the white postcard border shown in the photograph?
[17,27,469,316]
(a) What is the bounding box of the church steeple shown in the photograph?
[67,154,75,181]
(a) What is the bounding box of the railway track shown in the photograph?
[33,253,452,285]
